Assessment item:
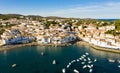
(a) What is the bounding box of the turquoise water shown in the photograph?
[0,45,120,73]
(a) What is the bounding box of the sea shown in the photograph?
[98,19,119,22]
[0,45,120,73]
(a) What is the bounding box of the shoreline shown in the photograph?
[0,41,120,54]
[77,41,120,54]
[0,42,71,52]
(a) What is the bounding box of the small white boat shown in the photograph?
[73,69,79,73]
[12,64,17,68]
[69,63,71,65]
[81,62,85,64]
[81,56,85,59]
[52,60,56,65]
[83,65,87,69]
[77,59,79,62]
[41,52,44,56]
[79,58,82,60]
[118,65,120,68]
[73,60,76,62]
[62,68,66,73]
[85,52,89,55]
[94,59,97,62]
[87,58,91,61]
[89,69,93,73]
[71,60,75,63]
[117,60,120,64]
[67,65,70,68]
[88,61,92,64]
[108,59,115,63]
[88,65,92,68]
[83,55,86,57]
[83,59,87,61]
[90,64,93,68]
[71,61,74,63]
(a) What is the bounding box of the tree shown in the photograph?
[0,29,5,34]
[114,20,120,30]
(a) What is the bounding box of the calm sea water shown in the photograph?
[98,19,119,22]
[0,45,120,73]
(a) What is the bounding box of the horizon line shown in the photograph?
[0,13,120,19]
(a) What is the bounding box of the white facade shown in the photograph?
[37,36,51,44]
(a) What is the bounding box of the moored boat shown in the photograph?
[12,64,17,68]
[52,60,56,65]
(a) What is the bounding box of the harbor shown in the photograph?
[0,45,120,73]
[0,0,120,73]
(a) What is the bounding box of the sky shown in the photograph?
[0,0,120,18]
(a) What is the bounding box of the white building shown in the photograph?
[37,36,51,44]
